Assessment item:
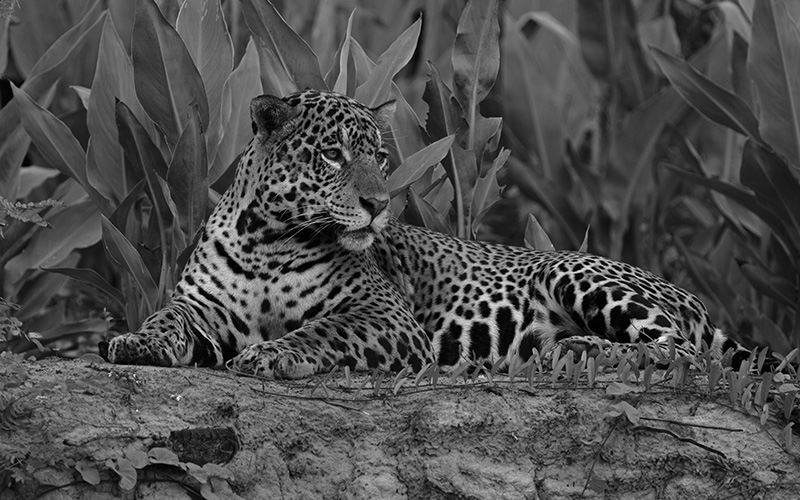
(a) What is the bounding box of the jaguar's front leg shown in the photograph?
[230,313,433,379]
[101,303,224,367]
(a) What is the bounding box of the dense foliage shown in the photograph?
[0,0,797,358]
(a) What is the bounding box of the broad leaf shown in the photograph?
[0,4,103,203]
[387,135,455,194]
[240,0,326,90]
[132,0,209,145]
[0,17,8,75]
[12,84,86,186]
[176,0,234,165]
[355,17,421,107]
[87,16,147,206]
[0,126,29,200]
[452,0,500,139]
[749,0,800,166]
[256,39,298,98]
[423,62,459,142]
[406,188,451,236]
[523,214,555,251]
[44,267,126,312]
[737,260,796,309]
[168,103,208,240]
[101,216,158,313]
[115,100,178,266]
[740,140,800,252]
[501,12,575,176]
[332,10,355,95]
[470,148,509,233]
[4,199,101,287]
[577,0,656,108]
[651,47,761,141]
[509,155,584,249]
[11,84,112,214]
[211,38,262,184]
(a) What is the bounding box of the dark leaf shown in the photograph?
[43,267,126,312]
[651,47,761,141]
[176,0,234,162]
[101,216,158,313]
[115,100,175,237]
[132,0,209,145]
[355,18,421,107]
[240,0,326,90]
[168,103,208,241]
[749,0,800,166]
[524,213,555,251]
[452,0,500,135]
[406,188,451,236]
[211,39,262,184]
[577,0,656,108]
[388,135,455,194]
[740,140,800,252]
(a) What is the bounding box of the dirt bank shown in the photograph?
[1,355,798,499]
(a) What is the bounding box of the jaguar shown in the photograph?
[102,89,757,379]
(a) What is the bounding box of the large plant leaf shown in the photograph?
[749,0,800,167]
[577,0,656,108]
[470,148,509,234]
[240,0,326,90]
[524,214,555,251]
[737,260,797,310]
[86,16,147,207]
[43,267,126,312]
[0,126,29,200]
[355,17,421,107]
[347,39,427,166]
[11,84,86,185]
[0,6,103,201]
[210,38,262,185]
[101,216,158,313]
[0,17,8,75]
[168,103,208,240]
[388,135,456,194]
[406,188,452,236]
[740,140,800,252]
[501,13,565,177]
[651,47,762,142]
[452,0,500,141]
[115,100,176,251]
[176,0,233,166]
[11,84,111,214]
[132,0,209,145]
[255,39,298,98]
[8,0,86,77]
[4,199,101,288]
[332,10,355,95]
[423,62,459,142]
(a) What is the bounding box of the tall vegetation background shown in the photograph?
[0,0,797,358]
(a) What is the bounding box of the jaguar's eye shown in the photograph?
[322,148,344,163]
[375,150,389,163]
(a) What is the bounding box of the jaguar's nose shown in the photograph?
[359,196,389,218]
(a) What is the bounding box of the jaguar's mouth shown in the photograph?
[338,226,377,251]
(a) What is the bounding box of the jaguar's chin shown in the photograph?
[339,227,376,251]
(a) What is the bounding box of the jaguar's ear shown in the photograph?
[371,100,396,131]
[250,95,297,137]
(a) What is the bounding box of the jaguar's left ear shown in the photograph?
[371,100,396,130]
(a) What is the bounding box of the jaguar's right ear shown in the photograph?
[250,95,297,138]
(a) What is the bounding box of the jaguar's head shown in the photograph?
[247,89,395,251]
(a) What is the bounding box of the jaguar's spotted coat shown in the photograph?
[103,90,754,379]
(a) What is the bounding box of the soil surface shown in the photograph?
[1,355,799,500]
